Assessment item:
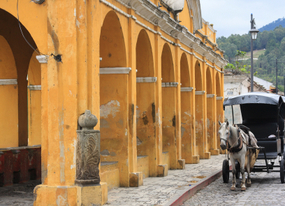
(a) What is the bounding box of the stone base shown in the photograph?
[177,159,185,169]
[193,155,200,163]
[210,149,220,155]
[200,152,211,159]
[157,164,168,177]
[129,172,143,187]
[33,183,108,206]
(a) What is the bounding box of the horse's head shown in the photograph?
[218,121,230,150]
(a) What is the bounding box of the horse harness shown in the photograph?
[227,127,244,153]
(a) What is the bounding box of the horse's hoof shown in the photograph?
[241,186,246,191]
[230,186,236,191]
[247,183,251,187]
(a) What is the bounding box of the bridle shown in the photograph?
[220,124,243,153]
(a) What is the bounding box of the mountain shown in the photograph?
[259,18,285,32]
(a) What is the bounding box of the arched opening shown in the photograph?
[180,53,193,163]
[194,61,204,158]
[99,11,129,187]
[161,43,177,169]
[136,30,157,177]
[100,12,126,68]
[0,9,41,186]
[0,8,37,147]
[0,35,18,148]
[206,68,214,154]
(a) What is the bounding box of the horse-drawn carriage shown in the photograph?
[221,92,285,189]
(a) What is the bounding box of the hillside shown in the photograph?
[259,18,285,32]
[217,25,285,92]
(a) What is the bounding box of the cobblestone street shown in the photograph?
[0,180,39,206]
[182,168,285,206]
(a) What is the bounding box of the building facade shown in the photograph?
[0,0,227,205]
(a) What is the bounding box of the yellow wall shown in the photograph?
[28,51,41,146]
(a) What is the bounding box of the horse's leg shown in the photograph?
[246,152,252,187]
[240,151,246,191]
[230,155,236,191]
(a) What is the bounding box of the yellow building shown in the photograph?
[0,0,227,205]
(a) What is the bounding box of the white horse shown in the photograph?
[219,120,258,191]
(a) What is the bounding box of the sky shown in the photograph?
[200,0,285,38]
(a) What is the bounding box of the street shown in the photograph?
[182,169,285,206]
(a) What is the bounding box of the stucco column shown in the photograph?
[34,1,107,205]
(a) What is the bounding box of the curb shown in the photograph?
[164,169,223,206]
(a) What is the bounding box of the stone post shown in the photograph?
[34,110,107,205]
[75,110,100,185]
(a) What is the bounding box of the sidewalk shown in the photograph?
[0,154,226,206]
[106,154,226,206]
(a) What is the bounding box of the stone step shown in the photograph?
[100,161,119,191]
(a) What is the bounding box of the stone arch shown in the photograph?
[194,60,204,158]
[100,11,127,68]
[136,29,154,77]
[161,43,178,169]
[206,67,215,155]
[180,53,190,87]
[195,61,202,91]
[136,29,157,177]
[206,68,212,94]
[180,53,193,163]
[99,10,130,187]
[0,0,47,52]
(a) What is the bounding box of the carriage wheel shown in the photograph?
[236,161,241,179]
[222,159,229,183]
[280,158,285,183]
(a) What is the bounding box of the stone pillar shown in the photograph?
[34,110,107,205]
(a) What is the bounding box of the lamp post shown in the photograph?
[249,14,259,92]
[283,74,285,96]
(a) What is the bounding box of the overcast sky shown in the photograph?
[200,0,285,38]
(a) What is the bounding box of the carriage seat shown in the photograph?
[241,122,280,159]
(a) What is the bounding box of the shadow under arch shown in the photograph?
[99,10,130,187]
[100,10,127,68]
[161,43,178,169]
